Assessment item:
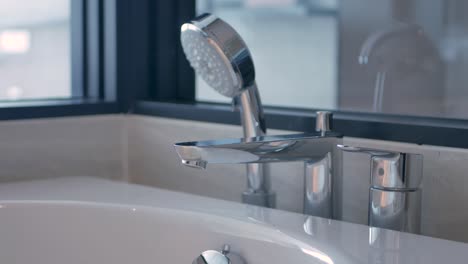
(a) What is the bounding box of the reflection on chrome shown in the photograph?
[368,227,404,264]
[303,215,333,237]
[301,248,335,264]
[359,23,443,114]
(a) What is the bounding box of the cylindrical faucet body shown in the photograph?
[368,153,423,233]
[338,145,423,233]
[304,153,333,218]
[303,111,341,219]
[369,187,421,233]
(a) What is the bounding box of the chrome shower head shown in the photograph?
[180,14,273,208]
[180,13,255,98]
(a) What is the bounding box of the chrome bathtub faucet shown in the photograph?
[337,145,423,233]
[175,111,425,234]
[175,111,343,219]
[177,13,424,233]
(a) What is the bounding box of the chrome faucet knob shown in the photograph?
[193,245,246,264]
[337,145,423,189]
[315,111,333,133]
[193,250,230,264]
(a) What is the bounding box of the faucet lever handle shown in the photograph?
[337,145,398,157]
[337,144,423,190]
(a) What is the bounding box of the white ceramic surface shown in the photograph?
[0,177,466,264]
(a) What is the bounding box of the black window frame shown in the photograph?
[129,0,468,149]
[2,0,468,149]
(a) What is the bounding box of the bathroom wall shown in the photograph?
[0,115,127,182]
[127,115,468,243]
[0,114,467,243]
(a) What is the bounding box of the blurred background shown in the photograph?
[196,0,468,119]
[2,0,468,119]
[0,0,70,101]
[196,0,338,110]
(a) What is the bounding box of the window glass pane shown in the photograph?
[194,1,468,120]
[0,0,71,101]
[195,0,338,109]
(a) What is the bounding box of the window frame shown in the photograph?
[129,0,468,149]
[1,0,468,149]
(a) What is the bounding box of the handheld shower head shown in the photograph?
[180,14,274,208]
[180,13,255,98]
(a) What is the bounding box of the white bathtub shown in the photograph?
[0,177,466,264]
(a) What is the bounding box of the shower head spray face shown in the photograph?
[180,14,255,98]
